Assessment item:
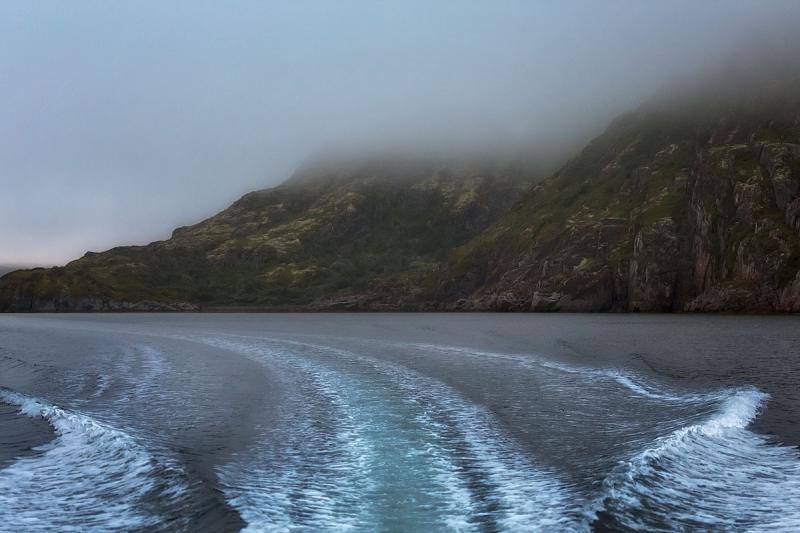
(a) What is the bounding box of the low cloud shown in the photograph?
[1,0,798,264]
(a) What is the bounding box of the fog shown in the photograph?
[1,1,798,265]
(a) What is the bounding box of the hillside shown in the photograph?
[434,77,800,311]
[4,74,800,313]
[0,157,536,311]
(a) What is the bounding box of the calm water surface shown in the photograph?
[0,314,798,531]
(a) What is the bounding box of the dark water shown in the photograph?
[0,314,798,532]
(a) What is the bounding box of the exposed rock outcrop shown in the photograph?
[435,78,800,312]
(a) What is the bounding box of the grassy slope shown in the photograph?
[0,157,536,310]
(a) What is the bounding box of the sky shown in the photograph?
[1,1,798,265]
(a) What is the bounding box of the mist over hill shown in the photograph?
[5,1,800,266]
[0,156,540,311]
[436,72,800,312]
[3,36,800,312]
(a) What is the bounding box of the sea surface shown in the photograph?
[0,313,798,532]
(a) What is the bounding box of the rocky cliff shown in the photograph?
[435,77,800,311]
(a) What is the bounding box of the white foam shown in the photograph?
[316,341,584,530]
[402,342,800,529]
[591,386,800,531]
[198,338,372,531]
[200,334,584,531]
[0,387,186,532]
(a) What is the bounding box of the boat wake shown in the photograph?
[194,335,584,531]
[227,336,800,532]
[398,341,800,531]
[3,326,797,532]
[406,341,704,403]
[592,386,800,531]
[0,387,190,532]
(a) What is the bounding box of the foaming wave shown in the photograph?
[592,386,800,531]
[205,335,584,531]
[200,338,374,531]
[360,357,584,531]
[0,387,188,532]
[319,338,800,530]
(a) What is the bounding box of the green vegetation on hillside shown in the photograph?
[434,80,800,312]
[0,157,536,310]
[3,77,800,312]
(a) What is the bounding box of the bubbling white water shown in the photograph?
[0,387,189,532]
[194,335,584,532]
[290,337,800,532]
[3,323,797,532]
[592,386,800,531]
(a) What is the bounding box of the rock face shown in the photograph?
[435,79,800,312]
[3,77,800,313]
[0,157,535,311]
